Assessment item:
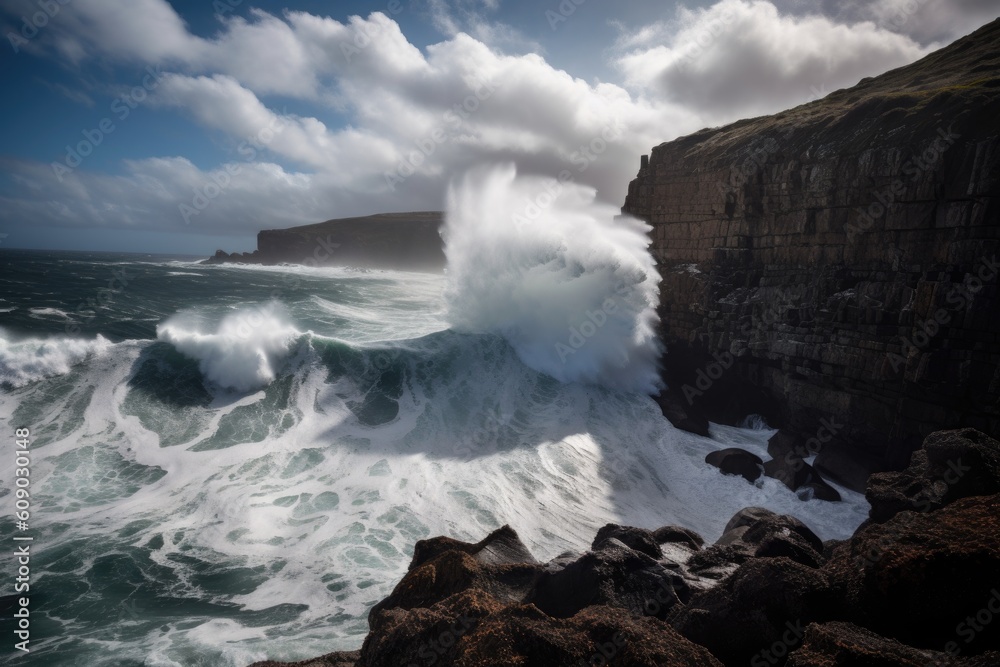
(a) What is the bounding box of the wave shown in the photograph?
[155,304,301,392]
[0,329,113,387]
[442,164,662,393]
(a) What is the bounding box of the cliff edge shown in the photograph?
[624,18,1000,472]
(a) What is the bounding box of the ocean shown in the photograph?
[0,169,870,666]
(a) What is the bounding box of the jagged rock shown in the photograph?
[764,457,842,502]
[705,447,764,482]
[361,589,723,667]
[688,508,825,579]
[653,525,706,551]
[867,428,1000,523]
[530,538,688,619]
[653,387,711,437]
[368,526,540,625]
[671,557,836,666]
[824,493,1000,653]
[592,523,663,559]
[723,508,824,554]
[786,622,1000,667]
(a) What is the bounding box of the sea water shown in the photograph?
[0,167,869,666]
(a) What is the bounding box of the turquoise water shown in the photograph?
[0,249,869,666]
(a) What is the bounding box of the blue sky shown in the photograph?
[0,0,995,254]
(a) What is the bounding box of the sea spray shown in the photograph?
[0,329,113,387]
[442,164,662,393]
[156,303,300,392]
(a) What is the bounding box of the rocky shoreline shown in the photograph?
[248,428,999,666]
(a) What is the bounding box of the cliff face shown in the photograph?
[623,19,1000,468]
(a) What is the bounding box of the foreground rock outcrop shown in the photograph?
[627,19,1000,475]
[247,428,1000,667]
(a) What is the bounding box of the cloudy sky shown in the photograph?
[0,0,996,254]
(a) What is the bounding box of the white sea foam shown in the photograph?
[442,164,662,393]
[0,329,113,387]
[156,304,301,392]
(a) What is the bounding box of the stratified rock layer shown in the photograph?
[622,19,1000,468]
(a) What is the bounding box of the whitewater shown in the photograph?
[0,166,869,666]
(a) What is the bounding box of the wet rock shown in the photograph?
[786,622,1000,667]
[824,493,1000,653]
[653,525,706,551]
[654,388,711,437]
[814,441,885,493]
[671,557,836,666]
[248,652,360,667]
[867,428,1000,523]
[705,447,764,483]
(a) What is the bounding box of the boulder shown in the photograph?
[824,493,1000,653]
[592,523,663,559]
[786,622,1000,667]
[867,428,1000,523]
[653,388,711,437]
[705,448,764,482]
[671,557,836,666]
[653,525,706,551]
[530,538,688,619]
[764,457,842,502]
[813,441,885,493]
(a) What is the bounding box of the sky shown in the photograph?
[0,0,996,255]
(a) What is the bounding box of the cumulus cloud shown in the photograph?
[615,0,931,121]
[0,0,967,244]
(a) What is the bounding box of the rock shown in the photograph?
[786,622,1000,667]
[754,534,823,569]
[592,524,663,559]
[671,557,836,666]
[866,428,1000,523]
[248,652,360,667]
[814,441,885,493]
[361,590,722,667]
[824,493,1000,653]
[653,525,706,551]
[653,387,711,437]
[369,526,540,625]
[723,507,824,554]
[764,457,842,502]
[530,538,688,619]
[623,20,1000,468]
[705,447,764,482]
[767,430,802,460]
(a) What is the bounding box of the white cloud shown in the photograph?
[0,0,963,245]
[615,0,931,121]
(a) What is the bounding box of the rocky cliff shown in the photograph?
[206,212,445,271]
[624,19,1000,472]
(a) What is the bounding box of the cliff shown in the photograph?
[624,19,1000,472]
[206,211,445,271]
